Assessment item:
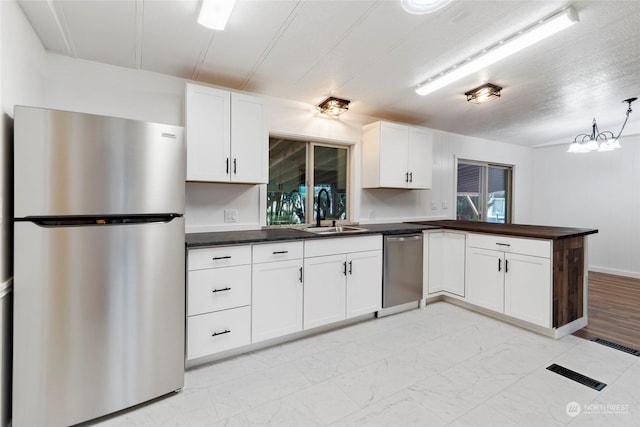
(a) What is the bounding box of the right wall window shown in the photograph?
[456,160,513,223]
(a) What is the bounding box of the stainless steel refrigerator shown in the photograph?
[12,106,186,427]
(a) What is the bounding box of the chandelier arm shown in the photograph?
[614,98,636,140]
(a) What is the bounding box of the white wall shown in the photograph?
[1,1,49,425]
[532,135,640,277]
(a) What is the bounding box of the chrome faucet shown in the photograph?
[316,189,331,227]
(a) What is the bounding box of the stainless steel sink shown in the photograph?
[302,225,368,234]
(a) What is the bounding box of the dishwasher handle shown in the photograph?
[385,234,423,242]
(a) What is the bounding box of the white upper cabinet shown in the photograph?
[185,83,268,184]
[361,121,433,189]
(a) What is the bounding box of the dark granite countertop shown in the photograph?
[408,220,598,240]
[186,223,440,248]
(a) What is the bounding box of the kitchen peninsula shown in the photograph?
[185,220,597,366]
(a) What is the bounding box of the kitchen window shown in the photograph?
[456,160,512,223]
[267,137,349,225]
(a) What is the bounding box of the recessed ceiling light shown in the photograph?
[401,0,453,15]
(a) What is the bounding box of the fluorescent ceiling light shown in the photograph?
[198,0,237,31]
[415,7,579,96]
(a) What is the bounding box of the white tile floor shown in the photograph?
[92,302,640,426]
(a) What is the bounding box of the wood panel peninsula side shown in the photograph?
[413,220,598,337]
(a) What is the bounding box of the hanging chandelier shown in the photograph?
[567,97,637,153]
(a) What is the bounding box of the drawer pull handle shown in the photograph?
[498,258,502,272]
[211,329,231,337]
[272,250,289,254]
[505,259,509,273]
[496,243,511,247]
[299,267,303,283]
[212,287,231,293]
[348,260,353,275]
[343,261,347,276]
[212,256,232,261]
[409,172,413,183]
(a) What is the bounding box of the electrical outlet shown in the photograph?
[224,209,238,223]
[442,201,449,210]
[431,201,438,211]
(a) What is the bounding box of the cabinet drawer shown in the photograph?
[253,241,304,264]
[467,233,550,258]
[188,265,251,315]
[188,245,252,270]
[187,306,251,360]
[304,235,382,258]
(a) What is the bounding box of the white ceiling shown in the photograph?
[16,0,640,147]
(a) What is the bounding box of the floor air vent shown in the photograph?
[546,364,607,391]
[590,337,640,356]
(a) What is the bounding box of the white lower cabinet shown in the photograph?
[466,247,505,312]
[187,306,251,359]
[303,254,347,330]
[425,231,466,297]
[504,253,551,327]
[303,236,383,330]
[252,258,304,343]
[466,233,552,328]
[346,250,383,318]
[186,245,252,362]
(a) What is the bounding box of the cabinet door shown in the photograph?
[426,232,444,294]
[504,253,552,327]
[379,122,410,188]
[443,232,466,297]
[407,127,433,189]
[466,247,504,312]
[346,250,382,318]
[252,259,304,343]
[230,93,268,184]
[185,83,231,182]
[303,254,346,330]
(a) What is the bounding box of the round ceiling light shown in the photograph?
[401,0,453,14]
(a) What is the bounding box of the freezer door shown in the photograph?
[14,106,185,217]
[13,218,185,427]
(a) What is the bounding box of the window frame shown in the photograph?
[266,136,351,226]
[455,159,513,224]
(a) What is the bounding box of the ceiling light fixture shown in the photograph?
[465,83,502,104]
[567,97,637,153]
[401,0,453,15]
[415,7,579,96]
[318,96,351,117]
[198,0,237,31]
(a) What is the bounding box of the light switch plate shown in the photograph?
[224,209,238,223]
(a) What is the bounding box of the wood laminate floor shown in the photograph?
[573,271,640,351]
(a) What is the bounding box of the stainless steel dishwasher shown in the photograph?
[383,233,424,308]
